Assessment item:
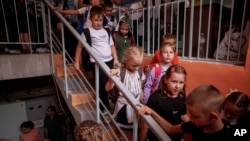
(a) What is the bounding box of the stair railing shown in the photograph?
[44,0,172,140]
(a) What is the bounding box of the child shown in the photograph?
[143,43,175,104]
[138,84,240,141]
[20,121,42,141]
[102,1,117,33]
[74,120,103,141]
[105,46,145,140]
[222,91,250,138]
[113,16,134,62]
[151,33,179,65]
[74,6,119,111]
[140,65,189,141]
[54,0,101,30]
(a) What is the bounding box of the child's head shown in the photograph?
[122,46,143,72]
[90,6,104,30]
[159,65,186,97]
[74,120,103,141]
[222,91,250,122]
[160,43,175,65]
[90,0,101,6]
[20,121,34,134]
[161,34,176,46]
[119,16,132,36]
[46,105,56,117]
[186,84,224,129]
[102,1,113,17]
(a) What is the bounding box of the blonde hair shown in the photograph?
[121,46,144,65]
[74,120,103,141]
[186,84,224,114]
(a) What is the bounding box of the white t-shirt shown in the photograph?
[78,6,92,29]
[80,27,114,62]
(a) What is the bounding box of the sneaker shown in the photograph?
[9,50,21,54]
[36,48,49,53]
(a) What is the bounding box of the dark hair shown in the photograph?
[47,105,56,113]
[102,0,113,8]
[158,65,187,97]
[90,6,104,18]
[20,121,34,129]
[224,91,250,110]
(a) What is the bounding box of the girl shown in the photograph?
[19,121,42,141]
[143,43,175,104]
[140,65,189,141]
[222,91,250,133]
[113,16,134,62]
[105,46,145,140]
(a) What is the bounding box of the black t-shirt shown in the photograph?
[146,90,186,141]
[181,121,249,141]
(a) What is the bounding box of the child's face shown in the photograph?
[126,57,142,72]
[104,6,113,16]
[223,102,246,121]
[119,23,130,36]
[90,15,103,30]
[90,0,100,6]
[187,104,213,129]
[160,45,175,64]
[164,72,185,97]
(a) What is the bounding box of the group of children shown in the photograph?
[52,0,250,141]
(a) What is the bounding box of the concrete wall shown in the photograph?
[0,54,52,80]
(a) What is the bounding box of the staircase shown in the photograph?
[52,53,128,141]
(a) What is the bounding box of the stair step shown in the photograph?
[56,64,80,77]
[70,92,95,106]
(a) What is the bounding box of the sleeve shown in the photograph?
[143,67,156,104]
[146,92,158,111]
[78,7,86,15]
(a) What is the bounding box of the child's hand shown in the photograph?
[110,68,120,77]
[74,62,80,70]
[53,7,62,13]
[137,104,154,116]
[113,61,121,69]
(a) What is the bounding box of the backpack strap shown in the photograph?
[151,63,161,93]
[83,28,91,46]
[120,67,126,82]
[104,27,111,40]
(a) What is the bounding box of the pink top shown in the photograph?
[20,128,42,141]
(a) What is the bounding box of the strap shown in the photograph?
[151,63,161,93]
[104,28,111,40]
[83,28,91,46]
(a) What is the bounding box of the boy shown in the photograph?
[139,84,241,141]
[102,1,117,33]
[74,6,119,111]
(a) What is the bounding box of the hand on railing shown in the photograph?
[53,7,62,13]
[74,62,80,70]
[137,104,155,116]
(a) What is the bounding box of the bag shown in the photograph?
[214,28,246,61]
[143,63,161,93]
[82,28,111,71]
[66,0,78,23]
[76,10,89,34]
[108,68,143,103]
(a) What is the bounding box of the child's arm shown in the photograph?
[105,68,120,91]
[74,42,83,70]
[111,45,120,66]
[54,7,80,15]
[138,104,183,134]
[143,68,156,104]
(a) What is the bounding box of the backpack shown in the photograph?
[143,63,162,93]
[76,9,89,34]
[81,28,111,71]
[108,68,143,103]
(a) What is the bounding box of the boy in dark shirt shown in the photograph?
[138,84,247,141]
